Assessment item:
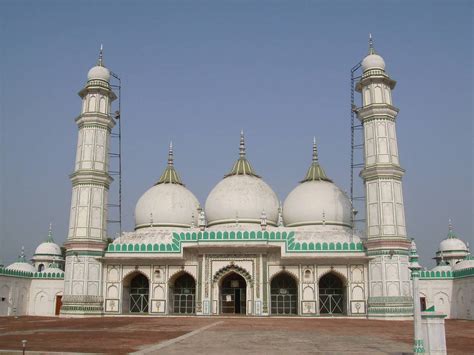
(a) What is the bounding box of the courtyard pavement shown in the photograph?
[0,316,472,354]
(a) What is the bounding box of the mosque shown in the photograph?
[1,38,472,319]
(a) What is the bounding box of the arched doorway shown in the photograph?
[319,273,345,315]
[220,272,247,314]
[170,273,196,314]
[123,273,149,314]
[270,272,298,315]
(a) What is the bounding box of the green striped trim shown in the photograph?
[225,158,260,177]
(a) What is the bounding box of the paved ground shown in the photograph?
[0,316,472,354]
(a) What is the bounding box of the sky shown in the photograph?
[0,0,472,267]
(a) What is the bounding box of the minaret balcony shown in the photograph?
[360,164,405,180]
[356,103,399,121]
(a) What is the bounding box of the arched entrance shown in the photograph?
[220,272,247,314]
[123,273,149,313]
[319,273,345,315]
[170,273,196,314]
[270,272,298,315]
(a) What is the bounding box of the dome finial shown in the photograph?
[156,142,183,185]
[98,44,104,66]
[447,218,456,238]
[19,246,26,262]
[46,223,54,242]
[239,130,246,158]
[368,33,376,55]
[312,137,318,163]
[301,138,331,183]
[168,141,174,167]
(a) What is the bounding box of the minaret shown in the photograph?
[61,46,117,316]
[356,36,412,319]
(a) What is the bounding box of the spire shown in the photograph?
[239,130,246,158]
[18,246,26,263]
[447,218,456,239]
[368,33,376,55]
[168,141,174,167]
[156,142,184,185]
[97,44,104,66]
[301,139,332,183]
[46,223,54,242]
[225,131,260,178]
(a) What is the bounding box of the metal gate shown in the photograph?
[319,294,343,314]
[130,274,149,313]
[172,273,196,314]
[270,273,298,315]
[319,273,344,315]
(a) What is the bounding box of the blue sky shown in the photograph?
[0,0,472,266]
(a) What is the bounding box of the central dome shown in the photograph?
[205,132,279,227]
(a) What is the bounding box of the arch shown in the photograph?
[34,291,49,316]
[270,271,298,315]
[169,272,196,314]
[0,285,10,316]
[213,264,252,285]
[88,95,96,112]
[99,97,107,113]
[318,272,345,315]
[318,270,348,287]
[220,272,247,314]
[122,271,149,314]
[374,85,383,103]
[38,264,45,272]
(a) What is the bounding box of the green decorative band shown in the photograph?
[367,249,409,256]
[0,267,64,279]
[413,339,425,353]
[106,231,365,255]
[65,250,105,257]
[419,267,474,279]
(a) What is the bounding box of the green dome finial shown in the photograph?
[18,246,26,263]
[97,44,104,66]
[46,223,54,242]
[156,142,184,186]
[225,131,260,178]
[368,33,376,55]
[301,139,332,183]
[447,218,456,239]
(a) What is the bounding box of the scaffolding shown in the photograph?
[107,71,122,239]
[350,62,366,237]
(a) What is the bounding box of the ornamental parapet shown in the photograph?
[75,112,116,130]
[360,165,405,180]
[0,267,64,279]
[69,170,113,188]
[355,70,396,90]
[105,230,367,259]
[356,103,399,121]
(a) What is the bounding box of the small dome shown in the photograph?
[283,140,352,228]
[361,34,385,72]
[87,65,110,82]
[6,248,36,273]
[135,143,200,229]
[438,223,468,253]
[34,242,62,257]
[6,262,36,273]
[87,46,110,82]
[431,263,452,272]
[205,132,279,227]
[439,238,468,253]
[452,256,474,271]
[361,54,385,72]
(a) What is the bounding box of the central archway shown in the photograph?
[319,273,345,315]
[270,272,298,315]
[123,273,149,314]
[220,272,247,314]
[170,273,196,314]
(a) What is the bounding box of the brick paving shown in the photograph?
[0,316,472,354]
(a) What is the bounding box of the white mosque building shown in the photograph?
[1,38,472,319]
